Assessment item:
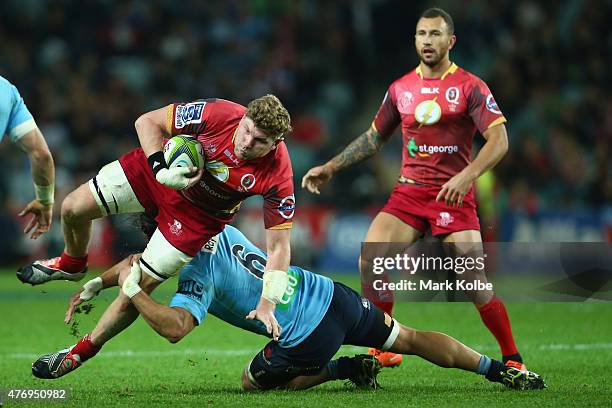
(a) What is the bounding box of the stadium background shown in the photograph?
[0,0,610,271]
[1,2,611,406]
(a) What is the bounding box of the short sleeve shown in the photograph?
[7,84,36,142]
[166,100,209,136]
[169,268,214,325]
[166,98,245,137]
[372,88,401,137]
[466,79,507,134]
[263,144,294,230]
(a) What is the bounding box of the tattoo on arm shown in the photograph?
[329,127,388,172]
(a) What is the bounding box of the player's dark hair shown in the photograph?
[420,8,454,35]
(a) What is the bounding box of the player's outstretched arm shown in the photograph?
[302,126,390,194]
[130,290,196,343]
[65,255,142,323]
[14,128,55,239]
[80,258,160,347]
[119,262,196,343]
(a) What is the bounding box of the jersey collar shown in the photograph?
[416,62,458,80]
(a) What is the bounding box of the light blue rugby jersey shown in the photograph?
[0,76,36,143]
[169,225,335,348]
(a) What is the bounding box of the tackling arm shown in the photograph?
[130,292,197,343]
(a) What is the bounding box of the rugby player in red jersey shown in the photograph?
[303,8,524,370]
[19,94,294,340]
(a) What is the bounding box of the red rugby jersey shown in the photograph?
[373,63,506,186]
[165,98,294,229]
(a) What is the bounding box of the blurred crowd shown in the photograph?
[0,0,609,260]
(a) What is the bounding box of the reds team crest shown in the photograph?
[240,174,256,190]
[397,91,414,114]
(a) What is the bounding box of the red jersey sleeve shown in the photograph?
[165,98,245,136]
[466,79,507,134]
[372,87,401,137]
[262,144,294,230]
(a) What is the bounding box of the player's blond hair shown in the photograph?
[246,94,292,140]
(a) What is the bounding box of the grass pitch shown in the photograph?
[0,270,611,407]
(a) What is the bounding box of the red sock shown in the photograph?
[59,252,88,273]
[361,281,394,316]
[70,334,101,363]
[374,300,394,316]
[477,295,519,356]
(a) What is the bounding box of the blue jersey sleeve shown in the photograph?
[168,261,214,325]
[0,77,36,143]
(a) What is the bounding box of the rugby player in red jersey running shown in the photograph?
[303,8,524,370]
[19,95,294,338]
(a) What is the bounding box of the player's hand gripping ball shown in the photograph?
[163,135,205,176]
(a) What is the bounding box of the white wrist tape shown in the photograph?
[122,280,142,298]
[34,182,54,205]
[261,269,289,304]
[80,277,103,301]
[122,262,142,298]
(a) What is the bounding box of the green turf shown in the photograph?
[0,270,611,407]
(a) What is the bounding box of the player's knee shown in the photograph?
[61,193,81,224]
[391,324,417,354]
[61,188,95,224]
[139,229,193,281]
[282,377,308,391]
[240,368,258,391]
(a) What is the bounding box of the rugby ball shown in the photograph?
[163,135,205,173]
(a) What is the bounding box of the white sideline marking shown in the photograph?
[3,347,261,360]
[4,343,612,360]
[0,343,612,360]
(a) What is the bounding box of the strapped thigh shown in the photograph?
[88,160,145,216]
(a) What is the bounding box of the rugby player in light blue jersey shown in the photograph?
[0,76,55,239]
[32,220,545,391]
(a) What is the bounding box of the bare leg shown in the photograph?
[388,323,481,371]
[360,212,423,315]
[443,230,521,361]
[61,183,103,257]
[442,230,492,306]
[284,370,332,390]
[277,322,483,390]
[360,212,423,273]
